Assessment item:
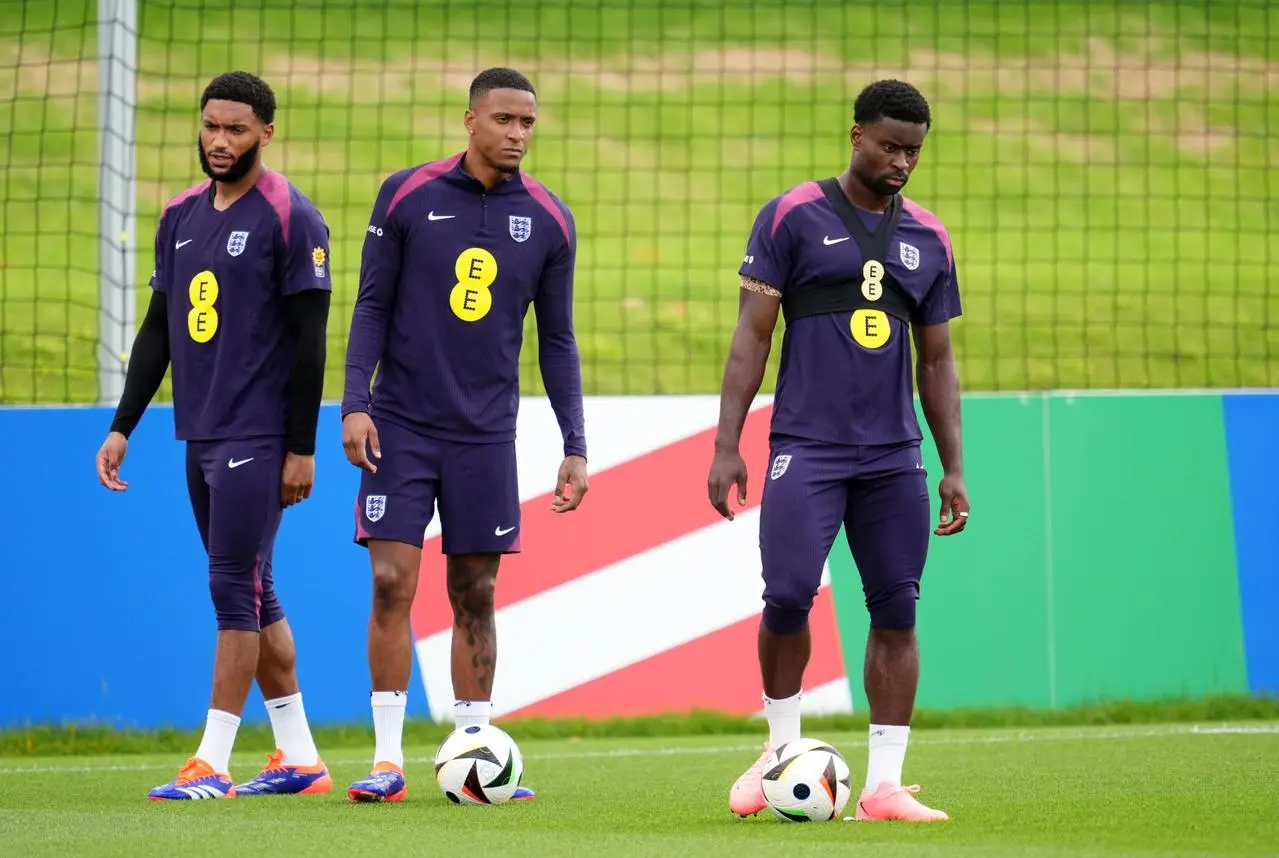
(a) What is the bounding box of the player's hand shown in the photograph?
[96,431,129,491]
[935,473,970,536]
[551,455,588,513]
[281,453,315,508]
[708,447,748,520]
[341,411,382,473]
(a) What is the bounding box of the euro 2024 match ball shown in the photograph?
[433,724,524,805]
[760,738,853,822]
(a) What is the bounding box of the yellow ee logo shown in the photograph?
[187,270,219,343]
[851,258,890,349]
[860,259,885,302]
[851,309,891,349]
[450,247,497,322]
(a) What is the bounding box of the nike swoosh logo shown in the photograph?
[175,239,193,249]
[823,236,850,245]
[227,457,254,468]
[427,212,455,221]
[494,525,516,536]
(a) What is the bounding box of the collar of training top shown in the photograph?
[438,150,528,195]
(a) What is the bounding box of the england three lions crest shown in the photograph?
[226,230,250,257]
[365,494,386,523]
[770,454,792,480]
[899,241,920,271]
[509,215,532,243]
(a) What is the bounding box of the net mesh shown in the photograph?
[1,0,1275,404]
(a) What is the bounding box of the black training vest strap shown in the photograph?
[780,178,913,326]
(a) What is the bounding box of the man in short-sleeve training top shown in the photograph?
[339,67,588,803]
[708,79,970,823]
[96,72,334,800]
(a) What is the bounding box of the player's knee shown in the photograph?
[866,580,920,630]
[370,558,415,616]
[446,556,497,620]
[208,569,260,632]
[762,602,811,635]
[258,586,285,628]
[258,599,285,628]
[761,568,818,635]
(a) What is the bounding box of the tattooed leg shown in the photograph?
[446,554,500,701]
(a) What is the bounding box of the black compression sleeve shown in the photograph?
[109,290,171,438]
[282,289,331,455]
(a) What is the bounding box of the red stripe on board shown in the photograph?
[410,405,775,637]
[503,588,844,720]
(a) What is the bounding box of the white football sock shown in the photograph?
[264,692,319,767]
[194,708,240,775]
[762,691,802,749]
[865,724,910,790]
[454,700,492,729]
[371,690,407,768]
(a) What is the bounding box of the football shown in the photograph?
[433,724,525,805]
[760,738,852,822]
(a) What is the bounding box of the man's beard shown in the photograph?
[871,172,909,195]
[198,139,259,183]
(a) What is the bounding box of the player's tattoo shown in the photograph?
[740,275,781,297]
[447,564,498,695]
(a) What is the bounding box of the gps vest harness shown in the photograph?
[779,177,913,327]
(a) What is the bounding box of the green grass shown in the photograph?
[1,724,1277,856]
[8,693,1279,757]
[1,0,1277,403]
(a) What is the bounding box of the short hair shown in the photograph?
[469,67,536,106]
[853,79,931,128]
[200,71,276,125]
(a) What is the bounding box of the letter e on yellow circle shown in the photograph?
[187,270,220,343]
[850,309,891,349]
[450,247,498,322]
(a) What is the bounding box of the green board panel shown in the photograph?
[1045,394,1248,705]
[828,395,1052,712]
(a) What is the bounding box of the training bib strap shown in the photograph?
[781,178,913,325]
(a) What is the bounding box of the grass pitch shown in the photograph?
[1,724,1277,857]
[1,0,1277,403]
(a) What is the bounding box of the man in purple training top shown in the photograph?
[708,79,970,823]
[95,71,334,800]
[340,67,588,803]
